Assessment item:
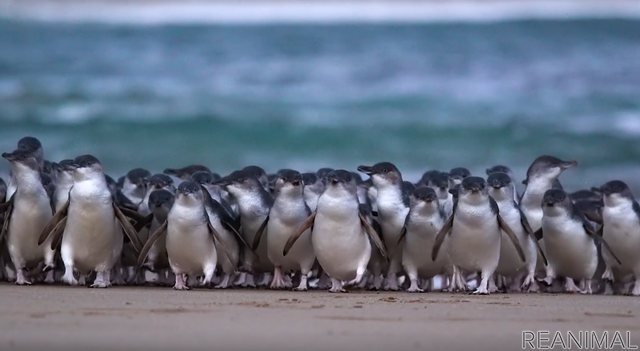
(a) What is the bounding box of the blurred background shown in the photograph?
[1,0,639,191]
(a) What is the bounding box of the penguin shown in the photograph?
[599,180,640,295]
[241,165,270,193]
[396,187,450,292]
[127,173,176,285]
[301,172,324,213]
[0,149,55,285]
[448,167,471,189]
[137,181,233,290]
[191,171,237,220]
[257,170,315,290]
[138,189,174,286]
[37,155,144,288]
[201,186,248,289]
[5,136,45,201]
[432,176,526,294]
[52,160,74,212]
[536,189,621,294]
[215,169,274,287]
[282,170,387,293]
[486,164,519,205]
[487,172,547,292]
[163,164,212,181]
[357,162,409,291]
[425,171,454,218]
[121,168,151,207]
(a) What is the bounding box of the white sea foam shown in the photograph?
[1,1,640,25]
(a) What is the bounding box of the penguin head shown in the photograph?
[68,154,103,180]
[147,173,174,192]
[448,167,471,187]
[216,169,263,197]
[149,189,175,212]
[487,172,515,201]
[460,176,488,196]
[2,149,41,176]
[176,180,203,204]
[542,189,571,210]
[357,162,402,188]
[16,136,44,168]
[486,165,512,177]
[600,180,635,207]
[241,165,269,191]
[524,155,577,185]
[163,164,211,181]
[275,169,303,196]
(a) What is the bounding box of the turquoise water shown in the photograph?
[1,19,639,189]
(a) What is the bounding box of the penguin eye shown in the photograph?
[382,169,388,173]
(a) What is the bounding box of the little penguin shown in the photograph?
[5,136,45,201]
[37,155,144,288]
[215,169,274,287]
[0,149,55,285]
[487,172,547,292]
[241,165,270,194]
[200,186,249,289]
[448,167,471,189]
[396,187,450,292]
[536,189,621,294]
[599,180,640,295]
[519,155,577,276]
[257,170,316,290]
[425,171,454,218]
[121,168,151,207]
[301,173,324,213]
[357,162,409,291]
[282,170,387,293]
[139,189,175,286]
[432,176,526,295]
[137,181,234,290]
[163,164,212,181]
[486,165,519,204]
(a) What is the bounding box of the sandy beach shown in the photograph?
[0,285,637,351]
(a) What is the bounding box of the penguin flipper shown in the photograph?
[133,214,154,233]
[118,206,150,226]
[584,222,622,266]
[137,220,167,267]
[207,221,235,271]
[518,208,548,266]
[431,213,454,262]
[113,203,143,253]
[252,215,269,251]
[283,211,316,256]
[38,195,68,246]
[497,214,526,263]
[359,213,388,261]
[533,228,543,241]
[49,216,68,250]
[0,195,14,244]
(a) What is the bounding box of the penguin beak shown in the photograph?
[560,160,578,169]
[1,152,16,162]
[490,180,503,189]
[357,165,374,175]
[213,177,232,187]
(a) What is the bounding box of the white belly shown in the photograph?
[448,209,501,274]
[542,216,598,280]
[267,217,314,272]
[495,208,531,276]
[62,199,120,273]
[166,215,217,276]
[602,207,640,276]
[402,219,450,279]
[312,213,371,281]
[7,193,53,267]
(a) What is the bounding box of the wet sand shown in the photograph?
[0,284,637,351]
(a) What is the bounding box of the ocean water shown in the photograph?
[1,10,639,191]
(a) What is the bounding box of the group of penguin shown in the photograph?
[0,136,638,295]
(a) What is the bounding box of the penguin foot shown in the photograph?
[471,288,489,295]
[15,270,32,285]
[43,270,56,284]
[602,267,614,282]
[631,282,640,296]
[537,276,554,286]
[173,274,190,290]
[329,288,347,293]
[563,278,582,293]
[407,279,424,293]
